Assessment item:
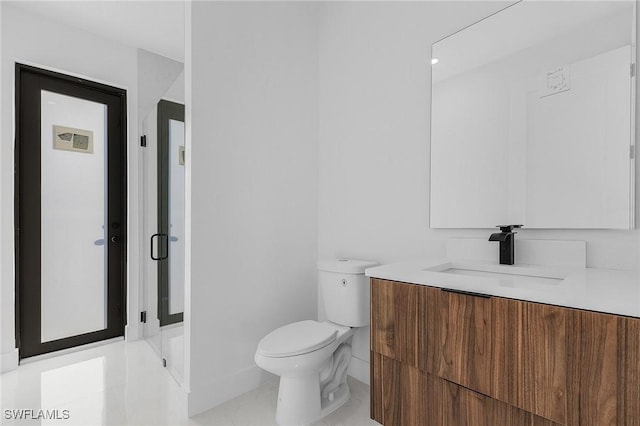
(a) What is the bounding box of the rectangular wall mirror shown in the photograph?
[430,1,636,229]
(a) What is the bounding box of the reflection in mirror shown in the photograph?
[168,118,186,317]
[158,100,185,328]
[430,1,635,229]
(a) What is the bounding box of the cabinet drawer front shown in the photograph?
[370,352,432,426]
[371,353,563,426]
[371,279,430,368]
[431,289,494,396]
[494,299,568,424]
[568,311,640,426]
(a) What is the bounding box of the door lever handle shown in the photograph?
[151,233,169,260]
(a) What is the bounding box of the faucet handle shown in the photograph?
[496,224,523,233]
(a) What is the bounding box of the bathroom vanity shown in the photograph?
[367,261,640,426]
[389,0,640,422]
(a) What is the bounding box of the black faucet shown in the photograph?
[488,225,523,265]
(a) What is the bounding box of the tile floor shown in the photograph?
[191,372,377,426]
[0,340,378,426]
[145,324,185,386]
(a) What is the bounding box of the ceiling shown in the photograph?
[6,0,185,63]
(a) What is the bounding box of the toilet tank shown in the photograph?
[317,259,379,327]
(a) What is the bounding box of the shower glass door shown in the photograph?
[146,99,185,384]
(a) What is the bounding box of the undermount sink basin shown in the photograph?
[424,262,567,287]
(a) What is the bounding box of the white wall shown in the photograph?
[137,49,183,122]
[163,71,185,104]
[189,2,319,415]
[317,1,639,383]
[0,3,141,371]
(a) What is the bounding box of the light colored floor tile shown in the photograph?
[188,409,236,426]
[1,341,186,426]
[316,378,378,426]
[194,376,375,426]
[1,341,376,426]
[161,324,185,385]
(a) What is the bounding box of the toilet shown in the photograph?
[254,258,378,425]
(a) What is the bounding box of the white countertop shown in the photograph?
[365,258,640,318]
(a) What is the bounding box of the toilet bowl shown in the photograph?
[255,320,354,425]
[254,259,378,425]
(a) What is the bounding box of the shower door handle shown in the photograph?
[151,233,169,261]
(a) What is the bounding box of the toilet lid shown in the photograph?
[257,320,338,358]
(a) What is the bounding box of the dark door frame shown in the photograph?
[15,63,128,359]
[157,99,184,327]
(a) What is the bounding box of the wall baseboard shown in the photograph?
[19,337,124,365]
[125,324,141,342]
[187,365,276,417]
[0,348,19,373]
[347,355,370,385]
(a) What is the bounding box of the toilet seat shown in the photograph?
[257,320,339,358]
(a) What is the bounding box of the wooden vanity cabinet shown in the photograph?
[493,298,568,424]
[370,279,430,367]
[567,310,640,426]
[369,278,496,396]
[370,278,640,426]
[428,287,494,397]
[371,351,561,426]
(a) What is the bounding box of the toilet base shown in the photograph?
[320,381,350,418]
[275,376,350,425]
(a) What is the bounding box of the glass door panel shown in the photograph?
[157,100,184,327]
[168,119,185,316]
[40,90,108,343]
[157,100,185,385]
